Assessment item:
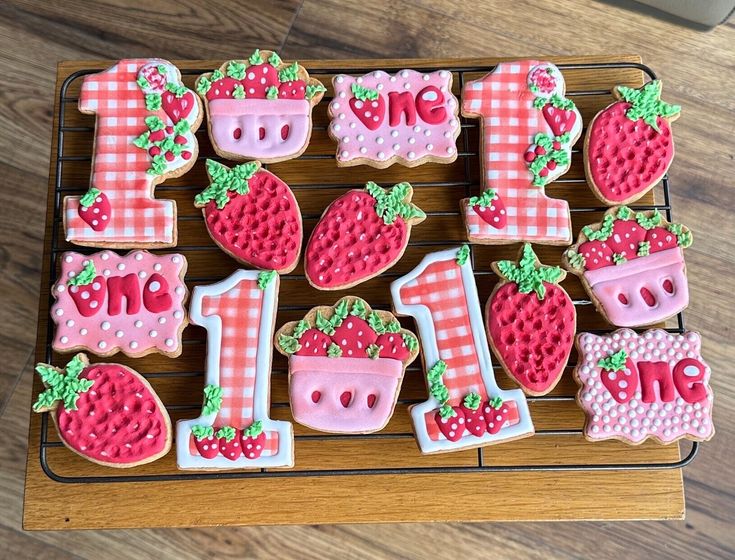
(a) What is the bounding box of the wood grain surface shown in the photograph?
[1,1,733,558]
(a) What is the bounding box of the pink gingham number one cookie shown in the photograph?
[176,269,294,469]
[391,246,534,454]
[460,61,582,245]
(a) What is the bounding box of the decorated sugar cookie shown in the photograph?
[177,270,293,469]
[275,297,419,434]
[328,69,461,167]
[304,182,425,290]
[461,61,582,245]
[487,244,576,396]
[194,160,302,273]
[33,354,171,467]
[585,80,680,205]
[574,329,714,445]
[563,207,692,327]
[65,59,202,248]
[51,250,188,357]
[391,246,534,454]
[196,50,326,163]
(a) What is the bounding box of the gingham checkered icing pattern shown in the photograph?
[399,258,488,403]
[66,59,175,245]
[462,60,571,243]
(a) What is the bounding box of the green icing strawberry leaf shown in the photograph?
[463,392,481,410]
[305,83,326,100]
[243,420,263,437]
[136,76,150,89]
[367,344,381,360]
[226,60,246,80]
[211,69,224,81]
[636,210,662,229]
[191,425,214,440]
[427,360,450,407]
[366,181,425,225]
[292,319,310,339]
[79,187,101,207]
[351,82,379,101]
[174,119,190,135]
[233,84,246,99]
[202,384,224,416]
[612,253,627,265]
[349,299,367,319]
[145,93,161,111]
[385,320,400,333]
[165,82,188,97]
[257,270,277,290]
[368,312,386,334]
[667,223,693,247]
[583,214,615,241]
[268,52,282,67]
[248,49,264,65]
[32,355,93,412]
[196,75,212,95]
[67,261,96,286]
[548,93,575,111]
[468,188,497,208]
[215,426,237,441]
[402,333,418,352]
[329,300,350,328]
[145,115,165,131]
[489,396,504,409]
[616,206,633,220]
[327,343,342,358]
[566,250,586,270]
[456,245,470,266]
[597,350,628,372]
[195,160,260,209]
[616,80,680,133]
[266,86,279,100]
[279,334,301,354]
[638,241,651,256]
[495,243,563,300]
[315,311,336,335]
[278,62,299,82]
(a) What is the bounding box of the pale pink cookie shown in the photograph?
[328,69,461,168]
[563,206,692,327]
[51,250,188,358]
[65,59,203,248]
[275,296,419,434]
[460,61,582,245]
[574,329,714,445]
[195,49,326,163]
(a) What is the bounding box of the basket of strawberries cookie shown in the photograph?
[275,297,419,434]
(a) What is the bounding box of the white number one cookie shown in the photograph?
[391,247,534,454]
[176,270,294,469]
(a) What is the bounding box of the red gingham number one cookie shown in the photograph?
[460,61,582,245]
[391,247,534,454]
[176,270,294,469]
[64,59,202,248]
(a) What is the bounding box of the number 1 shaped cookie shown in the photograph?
[176,270,294,469]
[391,247,534,454]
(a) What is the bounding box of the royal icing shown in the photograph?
[329,69,461,167]
[391,247,534,454]
[575,329,714,444]
[176,270,294,469]
[65,59,201,247]
[33,354,171,467]
[461,61,582,245]
[196,50,325,163]
[51,251,188,357]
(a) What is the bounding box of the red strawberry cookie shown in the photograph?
[486,244,576,396]
[563,206,692,327]
[304,181,425,290]
[33,354,171,467]
[584,80,680,205]
[275,296,419,433]
[195,50,326,163]
[194,160,302,273]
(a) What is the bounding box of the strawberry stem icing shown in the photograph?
[33,355,94,411]
[495,243,564,300]
[615,80,681,133]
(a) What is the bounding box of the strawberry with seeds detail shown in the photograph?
[191,425,219,459]
[216,426,242,461]
[77,187,111,231]
[277,62,307,100]
[67,261,106,317]
[427,361,466,442]
[460,392,486,437]
[467,189,507,229]
[349,83,386,130]
[242,50,281,99]
[597,349,639,403]
[241,421,266,459]
[485,396,510,435]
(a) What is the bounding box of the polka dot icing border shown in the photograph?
[329,69,460,166]
[574,328,714,444]
[50,250,188,357]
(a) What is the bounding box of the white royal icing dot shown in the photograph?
[130,341,138,349]
[138,271,147,279]
[135,253,143,261]
[98,341,106,349]
[149,330,157,338]
[165,338,174,347]
[66,319,74,327]
[60,336,68,344]
[101,321,110,330]
[116,330,124,338]
[117,263,125,271]
[135,320,143,328]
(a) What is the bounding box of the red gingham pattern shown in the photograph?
[462,60,571,243]
[65,59,176,245]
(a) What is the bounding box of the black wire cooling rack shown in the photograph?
[39,60,697,483]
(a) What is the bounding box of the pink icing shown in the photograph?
[575,329,714,444]
[329,69,460,165]
[584,247,688,326]
[208,98,310,159]
[289,356,404,433]
[51,251,187,356]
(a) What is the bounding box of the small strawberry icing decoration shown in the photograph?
[216,426,242,461]
[191,425,219,459]
[484,396,510,435]
[67,261,106,317]
[77,187,111,231]
[161,82,195,122]
[138,63,167,93]
[349,83,386,130]
[528,65,557,94]
[460,392,486,437]
[241,421,266,459]
[597,349,639,404]
[468,188,506,229]
[426,360,465,441]
[524,132,571,186]
[277,62,306,100]
[242,50,281,98]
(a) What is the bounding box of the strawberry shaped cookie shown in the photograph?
[275,297,419,433]
[563,206,692,327]
[584,80,680,205]
[486,244,576,396]
[196,50,326,163]
[304,182,425,290]
[194,160,302,273]
[33,354,171,467]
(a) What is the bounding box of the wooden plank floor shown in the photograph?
[1,0,733,557]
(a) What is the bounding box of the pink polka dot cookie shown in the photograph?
[574,329,714,445]
[50,250,188,358]
[328,69,461,168]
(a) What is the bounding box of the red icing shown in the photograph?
[243,63,280,98]
[639,286,657,307]
[206,77,241,100]
[107,273,141,316]
[340,391,352,407]
[600,357,639,403]
[333,316,377,358]
[607,219,645,260]
[219,430,242,461]
[55,364,168,464]
[435,408,465,441]
[349,94,386,130]
[77,191,111,232]
[193,434,219,459]
[486,282,575,394]
[646,226,678,253]
[241,429,266,459]
[376,332,411,360]
[69,276,106,317]
[663,279,674,293]
[294,328,331,356]
[161,90,195,122]
[311,390,321,403]
[638,361,676,403]
[459,402,486,437]
[366,394,377,409]
[415,86,446,124]
[587,101,674,203]
[473,192,507,229]
[484,401,512,435]
[202,170,301,272]
[143,273,172,313]
[672,358,708,403]
[278,80,307,100]
[541,104,577,137]
[388,91,417,126]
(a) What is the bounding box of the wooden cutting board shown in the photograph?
[23,55,689,529]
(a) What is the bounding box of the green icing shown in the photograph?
[211,69,224,81]
[136,76,150,89]
[365,181,425,225]
[638,241,651,256]
[463,392,481,411]
[329,299,350,328]
[278,62,299,82]
[191,425,213,440]
[68,261,96,286]
[305,83,326,100]
[456,245,470,266]
[495,243,563,300]
[215,426,236,442]
[266,86,279,100]
[532,96,546,110]
[427,360,450,412]
[402,333,418,352]
[315,310,335,335]
[351,83,379,101]
[243,420,263,437]
[195,160,260,209]
[349,299,367,319]
[597,349,628,372]
[468,188,497,208]
[79,187,101,207]
[279,334,301,354]
[157,64,167,74]
[612,253,627,265]
[174,119,190,134]
[133,131,150,149]
[292,319,310,339]
[583,214,614,241]
[616,80,680,133]
[489,396,503,409]
[202,384,223,416]
[248,49,264,65]
[528,132,571,187]
[548,93,575,110]
[145,93,161,111]
[147,154,167,175]
[33,355,93,412]
[635,210,662,229]
[257,270,277,290]
[367,344,381,359]
[165,82,188,97]
[368,312,386,334]
[233,84,246,99]
[196,76,212,95]
[145,115,165,131]
[327,343,342,358]
[226,60,246,80]
[667,222,692,247]
[268,52,282,67]
[616,206,633,220]
[385,320,400,333]
[566,250,586,270]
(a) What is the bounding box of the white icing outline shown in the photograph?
[176,270,293,469]
[391,248,534,454]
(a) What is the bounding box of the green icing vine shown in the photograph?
[145,93,162,111]
[191,425,213,440]
[257,270,277,290]
[195,160,260,209]
[79,188,101,208]
[202,384,223,416]
[463,392,481,411]
[68,261,96,287]
[528,132,571,187]
[427,360,454,419]
[215,426,236,442]
[597,349,628,371]
[367,344,381,359]
[279,334,301,354]
[351,83,379,101]
[365,182,425,225]
[468,188,497,209]
[327,343,342,358]
[227,60,246,80]
[278,62,299,82]
[456,245,470,266]
[638,241,650,257]
[349,299,367,319]
[306,84,326,100]
[495,243,563,300]
[33,355,94,412]
[243,420,263,437]
[615,80,681,133]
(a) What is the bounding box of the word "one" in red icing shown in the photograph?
[69,273,172,317]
